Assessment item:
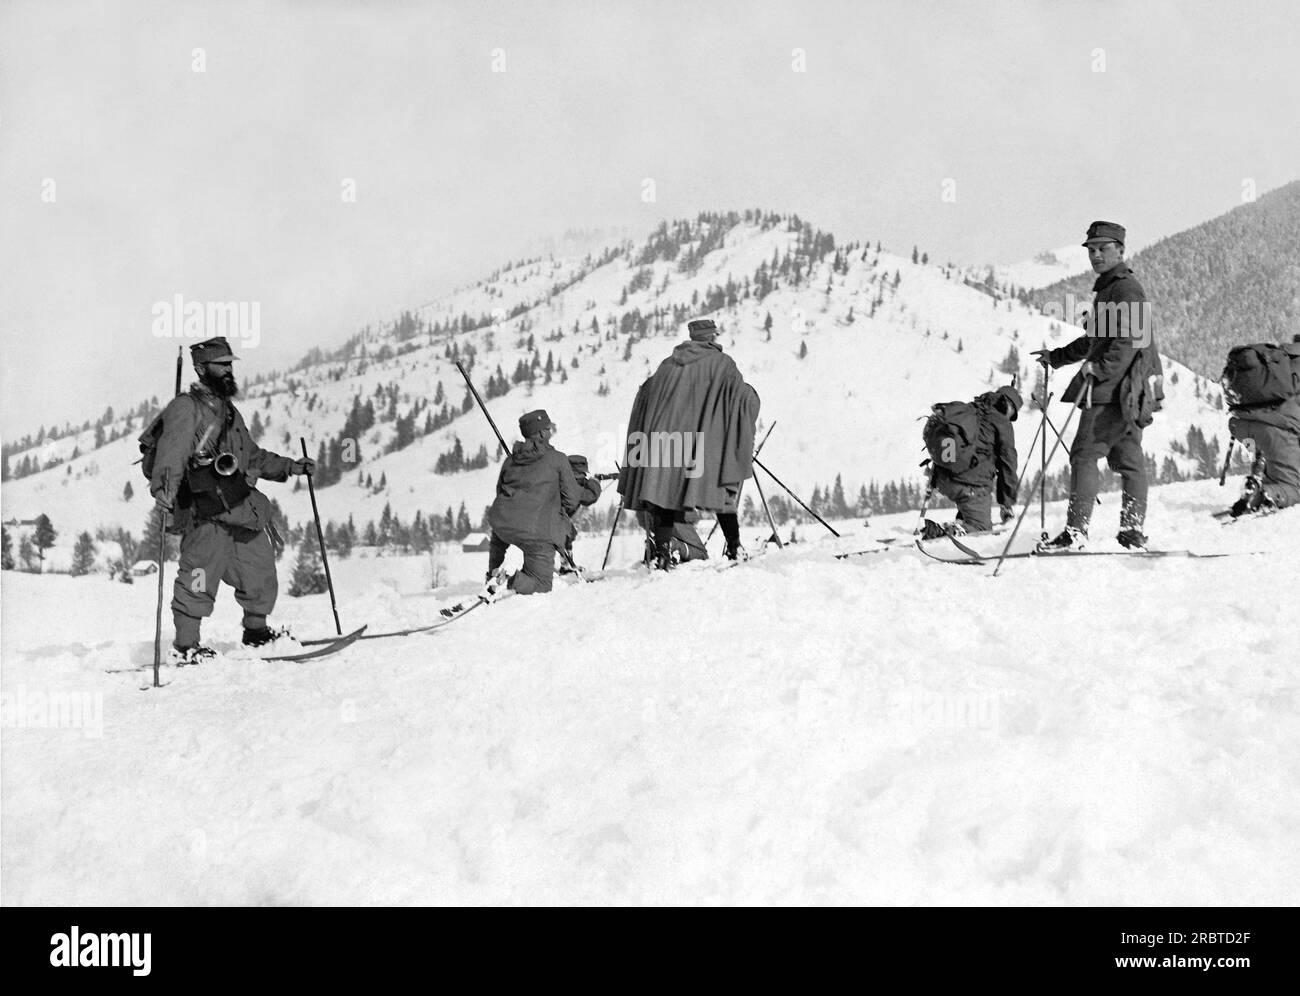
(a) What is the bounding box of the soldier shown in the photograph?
[618,318,760,569]
[145,337,314,660]
[1032,220,1163,551]
[635,509,710,565]
[920,385,1022,538]
[1225,335,1300,516]
[485,409,581,594]
[559,453,603,573]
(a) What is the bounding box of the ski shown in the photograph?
[107,624,368,674]
[912,538,984,565]
[916,544,1248,566]
[252,624,369,661]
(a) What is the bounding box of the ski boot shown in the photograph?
[723,541,749,562]
[1116,529,1148,550]
[242,625,289,648]
[919,518,947,541]
[1036,525,1087,553]
[652,539,677,571]
[1229,476,1273,518]
[170,644,218,666]
[481,565,511,602]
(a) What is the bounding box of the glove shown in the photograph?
[1000,504,1014,524]
[1080,360,1098,379]
[153,492,173,513]
[290,458,316,476]
[1030,348,1052,367]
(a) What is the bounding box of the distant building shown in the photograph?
[130,560,160,577]
[461,532,491,553]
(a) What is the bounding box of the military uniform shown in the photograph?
[932,386,1021,533]
[487,410,581,594]
[145,338,304,650]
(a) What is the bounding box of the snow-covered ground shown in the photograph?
[3,477,1296,905]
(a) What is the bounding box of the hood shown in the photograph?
[670,340,723,366]
[510,437,551,465]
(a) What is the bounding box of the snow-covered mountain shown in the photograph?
[2,211,1230,554]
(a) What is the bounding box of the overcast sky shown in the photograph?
[2,0,1298,432]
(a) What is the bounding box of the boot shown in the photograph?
[480,565,510,601]
[1117,491,1148,549]
[242,625,288,647]
[723,541,749,562]
[1230,476,1265,518]
[170,644,217,666]
[1036,525,1087,553]
[653,539,676,571]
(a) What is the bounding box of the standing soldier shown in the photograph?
[618,318,760,569]
[920,385,1022,538]
[1032,220,1163,551]
[485,409,581,594]
[146,337,314,660]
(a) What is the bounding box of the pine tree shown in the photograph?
[18,534,36,572]
[123,481,134,501]
[70,531,96,576]
[288,530,328,596]
[140,509,179,563]
[32,513,57,572]
[830,474,849,517]
[1,526,13,570]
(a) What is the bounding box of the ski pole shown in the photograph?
[153,507,166,689]
[301,438,342,635]
[1002,399,1049,522]
[455,360,510,458]
[753,457,841,537]
[1040,358,1049,540]
[912,465,937,536]
[154,346,184,689]
[600,501,623,571]
[993,387,1088,577]
[1219,438,1234,486]
[707,420,777,544]
[753,474,783,549]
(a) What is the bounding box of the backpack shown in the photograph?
[137,412,166,482]
[1119,347,1165,428]
[1221,343,1299,409]
[923,401,980,472]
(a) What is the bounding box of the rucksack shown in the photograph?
[1221,343,1300,409]
[1119,347,1165,428]
[137,412,166,482]
[923,401,980,472]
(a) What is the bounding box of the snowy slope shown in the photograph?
[2,479,1296,905]
[2,213,1229,566]
[993,244,1091,290]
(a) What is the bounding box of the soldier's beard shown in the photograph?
[202,371,239,398]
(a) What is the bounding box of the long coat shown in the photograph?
[617,341,759,513]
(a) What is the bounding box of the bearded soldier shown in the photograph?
[145,337,314,660]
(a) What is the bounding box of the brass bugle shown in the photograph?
[213,452,239,476]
